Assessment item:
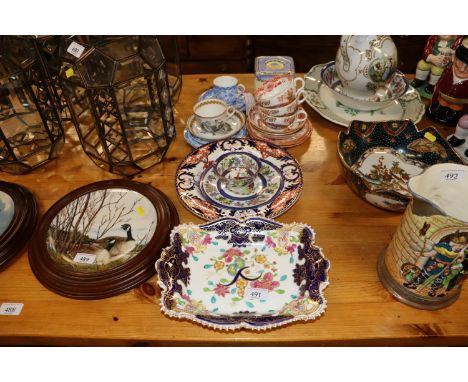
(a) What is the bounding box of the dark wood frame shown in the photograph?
[0,181,37,270]
[28,179,179,299]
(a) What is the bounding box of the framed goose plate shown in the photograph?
[304,63,425,128]
[29,179,179,299]
[0,181,37,270]
[175,138,303,220]
[156,217,330,331]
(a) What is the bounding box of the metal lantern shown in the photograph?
[0,36,64,174]
[158,36,182,104]
[59,36,176,176]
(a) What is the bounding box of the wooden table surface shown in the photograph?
[1,74,467,346]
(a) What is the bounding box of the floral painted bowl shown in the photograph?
[338,120,463,212]
[155,217,330,331]
[321,61,409,111]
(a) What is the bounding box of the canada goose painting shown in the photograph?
[0,190,15,236]
[46,188,157,271]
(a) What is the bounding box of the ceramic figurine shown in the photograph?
[426,37,468,126]
[448,114,468,163]
[411,35,462,98]
[335,35,398,99]
[378,163,468,310]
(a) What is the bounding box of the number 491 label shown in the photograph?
[441,169,465,182]
[245,287,269,300]
[0,303,24,316]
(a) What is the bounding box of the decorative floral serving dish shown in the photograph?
[155,217,330,331]
[175,138,303,220]
[321,61,409,111]
[304,64,425,128]
[338,120,463,211]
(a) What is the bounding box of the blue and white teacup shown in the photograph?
[213,75,246,104]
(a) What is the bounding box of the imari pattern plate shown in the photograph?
[155,218,330,331]
[175,138,303,220]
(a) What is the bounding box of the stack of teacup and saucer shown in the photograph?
[185,98,246,148]
[247,74,312,148]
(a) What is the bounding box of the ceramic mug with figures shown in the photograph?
[378,163,468,310]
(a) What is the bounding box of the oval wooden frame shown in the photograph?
[0,181,37,271]
[29,179,179,299]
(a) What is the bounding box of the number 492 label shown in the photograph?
[0,303,24,316]
[441,169,465,182]
[74,253,96,264]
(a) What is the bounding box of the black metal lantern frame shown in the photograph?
[59,36,176,176]
[0,36,64,174]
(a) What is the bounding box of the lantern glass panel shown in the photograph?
[60,36,176,176]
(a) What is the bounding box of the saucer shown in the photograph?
[175,138,303,220]
[198,87,247,112]
[320,61,409,111]
[187,109,245,142]
[184,127,247,149]
[304,63,425,128]
[247,119,313,148]
[199,153,284,210]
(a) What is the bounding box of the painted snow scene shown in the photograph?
[47,188,157,272]
[0,190,15,236]
[352,147,426,197]
[156,218,330,330]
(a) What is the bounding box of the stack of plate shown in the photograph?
[247,105,312,148]
[0,181,37,271]
[28,179,179,299]
[184,109,247,148]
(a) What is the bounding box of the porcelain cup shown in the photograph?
[258,90,306,116]
[260,107,308,128]
[213,152,261,195]
[254,75,305,108]
[193,99,235,132]
[213,75,246,103]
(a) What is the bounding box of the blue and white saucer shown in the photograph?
[198,88,246,112]
[184,127,248,149]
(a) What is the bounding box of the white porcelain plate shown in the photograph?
[304,64,425,128]
[156,217,330,331]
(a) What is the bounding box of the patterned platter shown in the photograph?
[175,138,303,220]
[304,63,425,128]
[156,217,330,331]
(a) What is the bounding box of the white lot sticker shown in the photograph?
[73,253,96,264]
[67,42,85,58]
[245,287,269,300]
[0,303,24,316]
[440,169,465,182]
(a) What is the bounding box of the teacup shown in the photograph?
[258,90,306,116]
[193,99,235,132]
[254,74,305,108]
[213,152,261,195]
[213,75,245,103]
[260,107,308,128]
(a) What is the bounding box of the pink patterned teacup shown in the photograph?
[258,90,306,117]
[254,74,305,108]
[260,107,308,128]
